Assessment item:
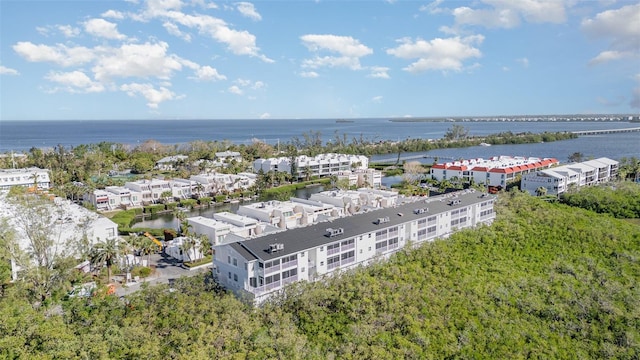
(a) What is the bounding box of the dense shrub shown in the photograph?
[143,204,165,214]
[561,182,640,218]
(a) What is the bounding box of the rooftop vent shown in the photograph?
[449,199,462,206]
[375,216,390,225]
[413,207,428,214]
[268,243,284,253]
[326,227,344,237]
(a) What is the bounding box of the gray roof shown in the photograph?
[230,242,258,261]
[233,190,494,262]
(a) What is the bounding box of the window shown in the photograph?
[320,261,324,266]
[228,272,231,279]
[233,274,238,282]
[227,255,231,264]
[233,258,237,266]
[301,252,305,257]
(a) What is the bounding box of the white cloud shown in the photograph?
[588,50,630,65]
[0,65,19,75]
[252,80,265,90]
[92,42,183,81]
[502,66,510,72]
[259,112,270,119]
[300,34,373,71]
[192,65,226,81]
[516,57,529,68]
[138,4,273,62]
[582,4,640,65]
[84,18,127,40]
[387,35,484,73]
[301,34,373,57]
[368,66,390,79]
[45,70,105,93]
[299,71,319,78]
[372,95,383,103]
[228,85,243,95]
[120,82,178,108]
[236,2,261,21]
[36,26,51,37]
[57,25,80,38]
[450,0,571,30]
[13,42,95,67]
[163,21,192,41]
[101,10,126,19]
[144,0,183,17]
[420,0,446,14]
[236,78,252,87]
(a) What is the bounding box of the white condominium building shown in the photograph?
[253,153,369,179]
[521,157,619,196]
[214,190,496,303]
[0,167,51,191]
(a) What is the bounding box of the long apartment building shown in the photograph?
[214,190,496,303]
[430,156,558,188]
[521,157,618,196]
[253,153,370,180]
[0,167,51,191]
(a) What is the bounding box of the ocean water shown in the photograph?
[0,119,638,161]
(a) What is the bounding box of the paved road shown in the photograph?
[115,252,211,297]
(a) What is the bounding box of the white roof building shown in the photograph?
[214,190,497,304]
[124,179,171,203]
[0,167,51,190]
[0,193,119,280]
[521,157,618,196]
[253,153,369,179]
[155,155,189,171]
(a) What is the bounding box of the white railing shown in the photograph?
[264,264,281,274]
[281,259,298,269]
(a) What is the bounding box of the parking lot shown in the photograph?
[114,252,211,297]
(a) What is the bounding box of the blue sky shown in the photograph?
[1,0,639,120]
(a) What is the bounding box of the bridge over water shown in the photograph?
[572,127,640,135]
[372,154,456,163]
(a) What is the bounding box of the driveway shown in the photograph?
[115,252,211,297]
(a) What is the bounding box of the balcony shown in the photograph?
[283,275,298,286]
[340,242,355,251]
[281,259,298,269]
[327,247,340,256]
[264,263,281,275]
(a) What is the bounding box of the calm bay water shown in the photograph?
[1,119,638,161]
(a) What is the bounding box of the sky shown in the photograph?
[1,0,639,120]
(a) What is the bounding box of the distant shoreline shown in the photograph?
[389,117,637,123]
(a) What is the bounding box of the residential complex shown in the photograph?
[430,156,559,188]
[85,172,256,211]
[521,157,618,196]
[213,190,496,303]
[253,153,369,180]
[0,193,119,281]
[0,167,51,190]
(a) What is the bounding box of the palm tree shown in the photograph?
[535,186,547,197]
[199,234,212,258]
[90,238,120,283]
[180,238,196,262]
[138,238,157,267]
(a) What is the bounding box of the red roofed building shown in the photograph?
[430,156,559,188]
